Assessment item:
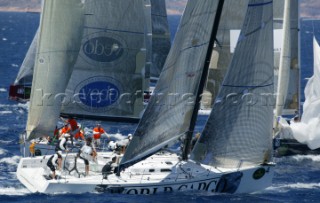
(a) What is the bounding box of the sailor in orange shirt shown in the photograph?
[93,124,109,147]
[74,126,85,140]
[60,124,70,137]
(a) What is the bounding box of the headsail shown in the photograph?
[191,0,274,168]
[150,0,171,80]
[26,0,85,140]
[120,0,221,167]
[60,0,147,121]
[14,28,39,86]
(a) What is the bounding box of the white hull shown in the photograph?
[17,151,275,194]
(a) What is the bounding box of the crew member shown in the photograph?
[46,150,62,179]
[78,137,97,176]
[29,141,36,157]
[93,124,109,147]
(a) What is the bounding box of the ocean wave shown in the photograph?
[268,182,320,191]
[0,139,14,144]
[0,149,7,155]
[0,111,13,115]
[0,88,6,92]
[11,63,18,67]
[0,156,20,166]
[0,187,30,196]
[290,155,320,162]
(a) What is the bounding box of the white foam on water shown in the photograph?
[290,154,320,162]
[0,148,8,155]
[0,88,6,92]
[0,111,13,114]
[0,187,30,196]
[2,38,7,41]
[11,63,18,67]
[268,182,320,192]
[0,156,20,166]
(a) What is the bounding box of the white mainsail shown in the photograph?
[14,28,39,86]
[120,0,221,167]
[26,0,85,139]
[290,37,320,149]
[191,0,274,168]
[60,0,147,121]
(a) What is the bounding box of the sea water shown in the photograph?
[0,12,319,202]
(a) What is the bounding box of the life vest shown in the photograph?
[74,130,84,140]
[93,127,105,139]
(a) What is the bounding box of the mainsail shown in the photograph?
[120,0,221,167]
[150,0,171,80]
[191,0,274,168]
[26,0,85,139]
[60,0,147,121]
[14,28,39,86]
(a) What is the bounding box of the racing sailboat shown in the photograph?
[18,0,275,194]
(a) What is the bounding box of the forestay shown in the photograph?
[60,0,147,120]
[14,28,39,86]
[150,0,171,79]
[191,0,274,168]
[120,0,220,167]
[26,0,85,139]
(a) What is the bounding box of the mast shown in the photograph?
[181,0,225,160]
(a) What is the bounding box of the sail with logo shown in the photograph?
[26,0,85,139]
[60,0,148,122]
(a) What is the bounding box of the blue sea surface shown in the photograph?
[0,12,319,202]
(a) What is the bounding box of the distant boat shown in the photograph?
[200,0,300,118]
[18,0,275,194]
[274,36,320,157]
[9,29,38,102]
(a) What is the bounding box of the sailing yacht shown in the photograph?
[9,0,171,123]
[274,36,320,156]
[18,0,275,194]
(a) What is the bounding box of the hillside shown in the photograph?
[0,0,317,17]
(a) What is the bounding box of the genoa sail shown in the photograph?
[191,0,274,168]
[120,0,221,167]
[26,0,85,139]
[60,0,147,121]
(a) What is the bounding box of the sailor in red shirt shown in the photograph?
[93,124,109,147]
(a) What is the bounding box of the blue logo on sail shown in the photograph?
[83,37,124,62]
[79,81,120,108]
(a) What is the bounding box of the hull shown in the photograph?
[9,84,31,101]
[274,138,320,157]
[17,152,275,194]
